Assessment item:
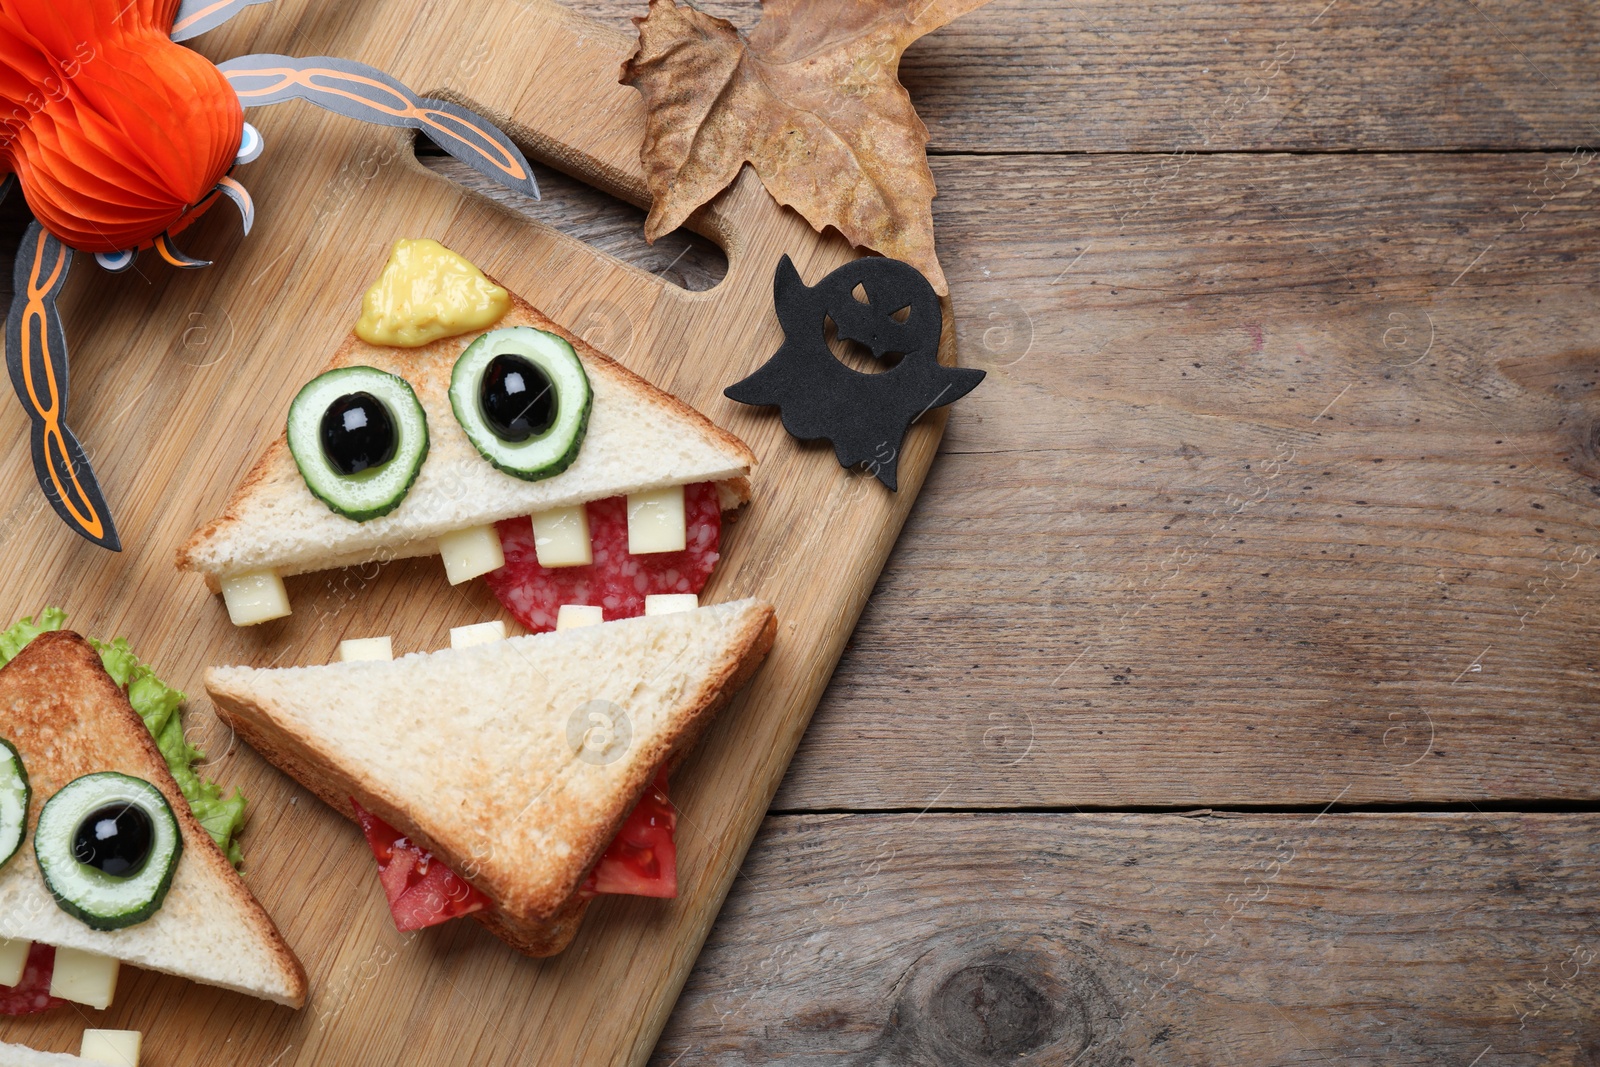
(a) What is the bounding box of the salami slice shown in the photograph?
[0,942,64,1015]
[488,482,722,633]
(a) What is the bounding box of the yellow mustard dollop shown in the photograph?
[354,238,510,348]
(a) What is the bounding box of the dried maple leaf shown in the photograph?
[620,0,994,295]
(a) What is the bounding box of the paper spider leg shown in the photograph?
[153,231,212,269]
[215,176,255,234]
[218,54,541,200]
[171,0,275,43]
[5,221,120,551]
[0,174,13,206]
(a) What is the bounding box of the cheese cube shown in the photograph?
[450,620,507,649]
[532,505,592,568]
[337,637,393,662]
[438,525,505,585]
[555,604,603,631]
[49,947,119,1010]
[644,594,699,616]
[0,937,28,987]
[627,485,686,554]
[80,1030,142,1066]
[220,569,291,626]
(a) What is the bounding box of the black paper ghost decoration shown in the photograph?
[725,255,984,490]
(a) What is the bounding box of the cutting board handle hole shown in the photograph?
[416,142,727,292]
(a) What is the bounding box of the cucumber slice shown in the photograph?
[0,738,26,870]
[288,367,429,521]
[35,773,182,931]
[450,327,591,481]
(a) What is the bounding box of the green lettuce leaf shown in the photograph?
[0,610,248,866]
[0,608,66,665]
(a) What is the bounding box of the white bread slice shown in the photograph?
[0,1042,97,1066]
[0,1034,142,1066]
[0,633,307,1008]
[205,599,776,956]
[177,290,755,587]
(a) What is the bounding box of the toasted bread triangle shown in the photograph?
[178,290,756,584]
[0,632,307,1008]
[205,600,776,950]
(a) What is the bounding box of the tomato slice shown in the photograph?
[582,769,678,899]
[352,801,491,932]
[0,942,65,1015]
[353,771,680,931]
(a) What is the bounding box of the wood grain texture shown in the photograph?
[0,0,956,1064]
[0,0,1591,1064]
[656,812,1600,1066]
[776,149,1600,809]
[577,0,1600,153]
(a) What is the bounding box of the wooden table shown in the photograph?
[635,1,1600,1062]
[5,0,1598,1062]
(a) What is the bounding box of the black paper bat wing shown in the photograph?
[5,222,120,551]
[171,0,275,42]
[218,54,541,200]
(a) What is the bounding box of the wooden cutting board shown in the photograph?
[0,1,959,1063]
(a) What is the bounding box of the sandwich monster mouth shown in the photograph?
[215,482,727,634]
[178,238,756,632]
[486,481,724,633]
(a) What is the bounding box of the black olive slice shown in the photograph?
[479,353,557,443]
[73,802,155,878]
[319,391,398,475]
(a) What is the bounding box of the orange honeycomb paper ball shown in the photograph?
[0,0,242,254]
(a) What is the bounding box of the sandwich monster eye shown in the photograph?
[449,326,592,481]
[0,738,28,870]
[287,367,430,521]
[73,802,153,877]
[480,354,557,442]
[34,773,182,930]
[320,392,397,475]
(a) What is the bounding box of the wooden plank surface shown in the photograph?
[656,812,1600,1066]
[777,149,1600,808]
[580,0,1600,152]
